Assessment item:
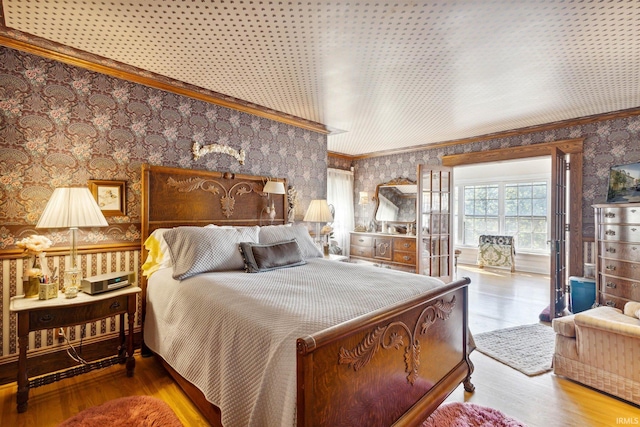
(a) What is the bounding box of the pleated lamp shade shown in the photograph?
[36,187,108,229]
[303,200,333,223]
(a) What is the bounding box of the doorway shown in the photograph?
[442,138,584,321]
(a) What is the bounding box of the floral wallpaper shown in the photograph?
[351,119,640,238]
[0,46,328,251]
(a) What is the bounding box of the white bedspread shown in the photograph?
[144,258,444,427]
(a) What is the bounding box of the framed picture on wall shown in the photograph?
[606,162,640,203]
[88,180,126,216]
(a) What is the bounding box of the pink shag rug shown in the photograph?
[58,395,182,427]
[423,402,527,427]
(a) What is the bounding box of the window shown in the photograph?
[505,182,548,251]
[463,185,499,245]
[461,181,548,253]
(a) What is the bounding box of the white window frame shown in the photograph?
[454,174,550,254]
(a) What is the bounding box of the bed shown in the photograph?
[140,164,474,427]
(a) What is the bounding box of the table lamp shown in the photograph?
[303,200,334,250]
[36,186,108,298]
[355,191,369,231]
[263,180,286,223]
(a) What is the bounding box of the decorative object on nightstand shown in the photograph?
[16,235,52,298]
[354,191,369,232]
[304,200,334,251]
[36,187,108,298]
[262,180,286,224]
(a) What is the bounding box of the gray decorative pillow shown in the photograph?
[164,226,260,280]
[238,239,306,273]
[259,224,322,259]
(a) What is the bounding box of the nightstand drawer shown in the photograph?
[28,295,128,330]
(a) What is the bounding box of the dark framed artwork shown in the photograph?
[88,180,126,216]
[606,162,640,203]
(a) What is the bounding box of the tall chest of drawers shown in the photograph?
[594,204,640,309]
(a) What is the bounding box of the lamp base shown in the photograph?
[64,268,82,295]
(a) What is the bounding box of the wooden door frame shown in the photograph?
[442,138,584,278]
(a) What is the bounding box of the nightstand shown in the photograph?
[9,285,141,413]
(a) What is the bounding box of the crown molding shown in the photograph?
[344,106,640,160]
[0,32,329,135]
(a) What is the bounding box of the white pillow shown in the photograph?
[164,226,260,280]
[259,224,322,259]
[142,228,172,278]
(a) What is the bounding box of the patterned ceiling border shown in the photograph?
[0,28,330,136]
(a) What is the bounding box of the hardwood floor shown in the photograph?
[451,264,639,427]
[1,265,637,426]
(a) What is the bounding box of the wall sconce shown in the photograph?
[263,180,286,223]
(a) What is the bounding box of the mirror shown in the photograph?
[373,178,417,233]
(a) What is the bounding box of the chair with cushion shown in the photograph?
[552,302,640,405]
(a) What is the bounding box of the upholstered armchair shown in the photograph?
[552,302,640,405]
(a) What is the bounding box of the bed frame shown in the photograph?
[140,164,474,426]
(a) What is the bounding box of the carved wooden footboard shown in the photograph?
[297,277,473,426]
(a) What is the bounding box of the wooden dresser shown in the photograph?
[594,203,640,309]
[349,232,417,273]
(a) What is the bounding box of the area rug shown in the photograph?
[58,395,182,427]
[473,323,555,376]
[423,402,527,427]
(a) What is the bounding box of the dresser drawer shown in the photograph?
[350,245,373,258]
[599,241,640,262]
[394,238,416,252]
[28,295,128,330]
[350,234,373,247]
[393,251,416,265]
[599,225,640,242]
[599,206,640,224]
[599,259,640,278]
[599,292,631,310]
[599,274,640,301]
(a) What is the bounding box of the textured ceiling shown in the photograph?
[3,0,640,155]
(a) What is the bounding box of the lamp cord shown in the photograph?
[60,325,88,365]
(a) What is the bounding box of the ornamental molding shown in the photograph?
[338,296,456,385]
[192,142,246,165]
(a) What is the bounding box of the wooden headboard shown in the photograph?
[140,164,287,296]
